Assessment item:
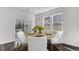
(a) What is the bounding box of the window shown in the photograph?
[53,13,63,31]
[43,16,53,31]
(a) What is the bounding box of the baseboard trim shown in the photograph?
[62,43,79,51]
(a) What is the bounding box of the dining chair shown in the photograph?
[28,36,47,51]
[50,31,63,51]
[16,30,28,47]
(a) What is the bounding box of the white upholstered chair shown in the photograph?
[50,31,63,50]
[28,36,47,51]
[16,30,28,47]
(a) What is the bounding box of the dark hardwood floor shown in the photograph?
[13,44,28,51]
[13,41,79,51]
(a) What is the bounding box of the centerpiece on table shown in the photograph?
[32,25,44,37]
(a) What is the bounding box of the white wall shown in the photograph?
[63,7,79,47]
[0,7,27,44]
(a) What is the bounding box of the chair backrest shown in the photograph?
[16,31,27,44]
[28,37,47,51]
[55,31,63,39]
[52,31,63,44]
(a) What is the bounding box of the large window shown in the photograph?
[43,15,53,31]
[53,13,63,31]
[43,13,63,31]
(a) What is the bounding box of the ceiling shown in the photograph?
[18,7,57,14]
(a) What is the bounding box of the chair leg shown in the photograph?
[51,44,53,51]
[17,43,21,48]
[17,43,19,47]
[60,44,63,50]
